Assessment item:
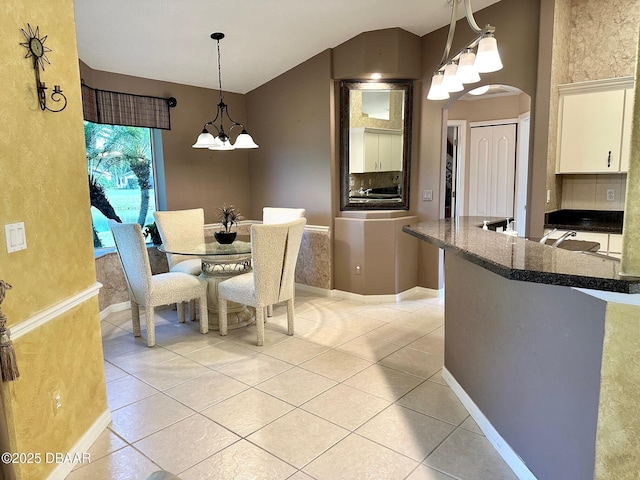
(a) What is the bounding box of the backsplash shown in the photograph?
[561,174,627,210]
[350,171,401,192]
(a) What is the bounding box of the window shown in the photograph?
[85,122,158,248]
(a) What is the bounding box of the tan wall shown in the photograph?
[0,2,107,478]
[417,0,542,287]
[79,62,253,225]
[334,216,418,295]
[244,51,333,226]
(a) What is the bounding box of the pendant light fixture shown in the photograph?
[192,33,258,150]
[426,0,502,101]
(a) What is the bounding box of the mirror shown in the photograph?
[340,80,413,210]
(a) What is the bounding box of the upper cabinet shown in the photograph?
[349,127,403,173]
[556,77,635,174]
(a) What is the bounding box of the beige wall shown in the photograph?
[418,0,542,287]
[1,2,107,479]
[79,62,253,225]
[244,50,333,226]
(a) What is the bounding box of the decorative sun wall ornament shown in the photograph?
[20,23,67,112]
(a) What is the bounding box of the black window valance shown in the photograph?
[81,83,176,130]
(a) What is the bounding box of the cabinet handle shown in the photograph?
[607,151,611,168]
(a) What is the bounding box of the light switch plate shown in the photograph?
[422,190,433,201]
[5,222,27,253]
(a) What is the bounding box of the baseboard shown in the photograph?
[46,409,111,480]
[442,367,537,480]
[295,283,334,297]
[100,301,131,320]
[330,286,440,304]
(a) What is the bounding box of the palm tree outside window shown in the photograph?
[85,122,158,248]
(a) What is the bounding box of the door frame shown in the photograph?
[515,112,530,237]
[441,120,467,218]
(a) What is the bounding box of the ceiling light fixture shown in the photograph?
[426,0,502,101]
[193,33,258,150]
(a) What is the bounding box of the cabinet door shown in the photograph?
[390,133,403,171]
[620,88,635,172]
[364,132,379,171]
[557,89,625,173]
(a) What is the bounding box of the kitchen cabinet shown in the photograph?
[556,77,635,174]
[349,127,403,173]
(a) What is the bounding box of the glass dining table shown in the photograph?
[158,236,255,331]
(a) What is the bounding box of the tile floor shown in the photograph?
[68,289,518,480]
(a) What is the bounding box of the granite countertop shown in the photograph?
[544,209,623,234]
[403,217,640,294]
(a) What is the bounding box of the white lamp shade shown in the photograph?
[468,85,490,96]
[234,131,259,149]
[192,131,217,148]
[442,63,463,92]
[427,73,450,101]
[457,50,481,84]
[209,135,235,150]
[474,34,503,73]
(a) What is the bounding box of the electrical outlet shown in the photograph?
[355,264,361,275]
[606,189,615,202]
[546,190,551,203]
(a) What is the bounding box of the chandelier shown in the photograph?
[427,0,503,101]
[192,33,258,150]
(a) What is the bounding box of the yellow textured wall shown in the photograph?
[0,1,107,478]
[594,302,640,479]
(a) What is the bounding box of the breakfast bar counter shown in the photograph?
[403,218,640,480]
[403,216,640,293]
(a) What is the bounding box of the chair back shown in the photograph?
[262,207,306,224]
[250,218,306,306]
[154,208,205,268]
[109,222,152,304]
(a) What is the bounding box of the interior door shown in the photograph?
[468,124,517,218]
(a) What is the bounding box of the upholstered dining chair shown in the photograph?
[217,218,306,346]
[262,207,306,316]
[154,208,205,320]
[262,207,306,225]
[109,222,209,347]
[154,208,205,275]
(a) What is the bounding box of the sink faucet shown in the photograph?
[551,231,577,247]
[539,228,558,244]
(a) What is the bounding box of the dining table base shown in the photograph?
[200,259,256,331]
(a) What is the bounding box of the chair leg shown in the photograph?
[256,306,265,346]
[131,300,141,337]
[286,299,294,336]
[199,294,209,334]
[189,299,196,321]
[145,305,156,347]
[267,304,273,317]
[219,298,228,336]
[177,302,186,323]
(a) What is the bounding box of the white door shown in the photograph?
[468,124,517,218]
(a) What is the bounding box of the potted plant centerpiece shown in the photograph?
[214,204,243,244]
[143,222,162,245]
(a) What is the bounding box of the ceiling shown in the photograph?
[73,0,501,95]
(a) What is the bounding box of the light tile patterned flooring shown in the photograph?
[68,290,518,480]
